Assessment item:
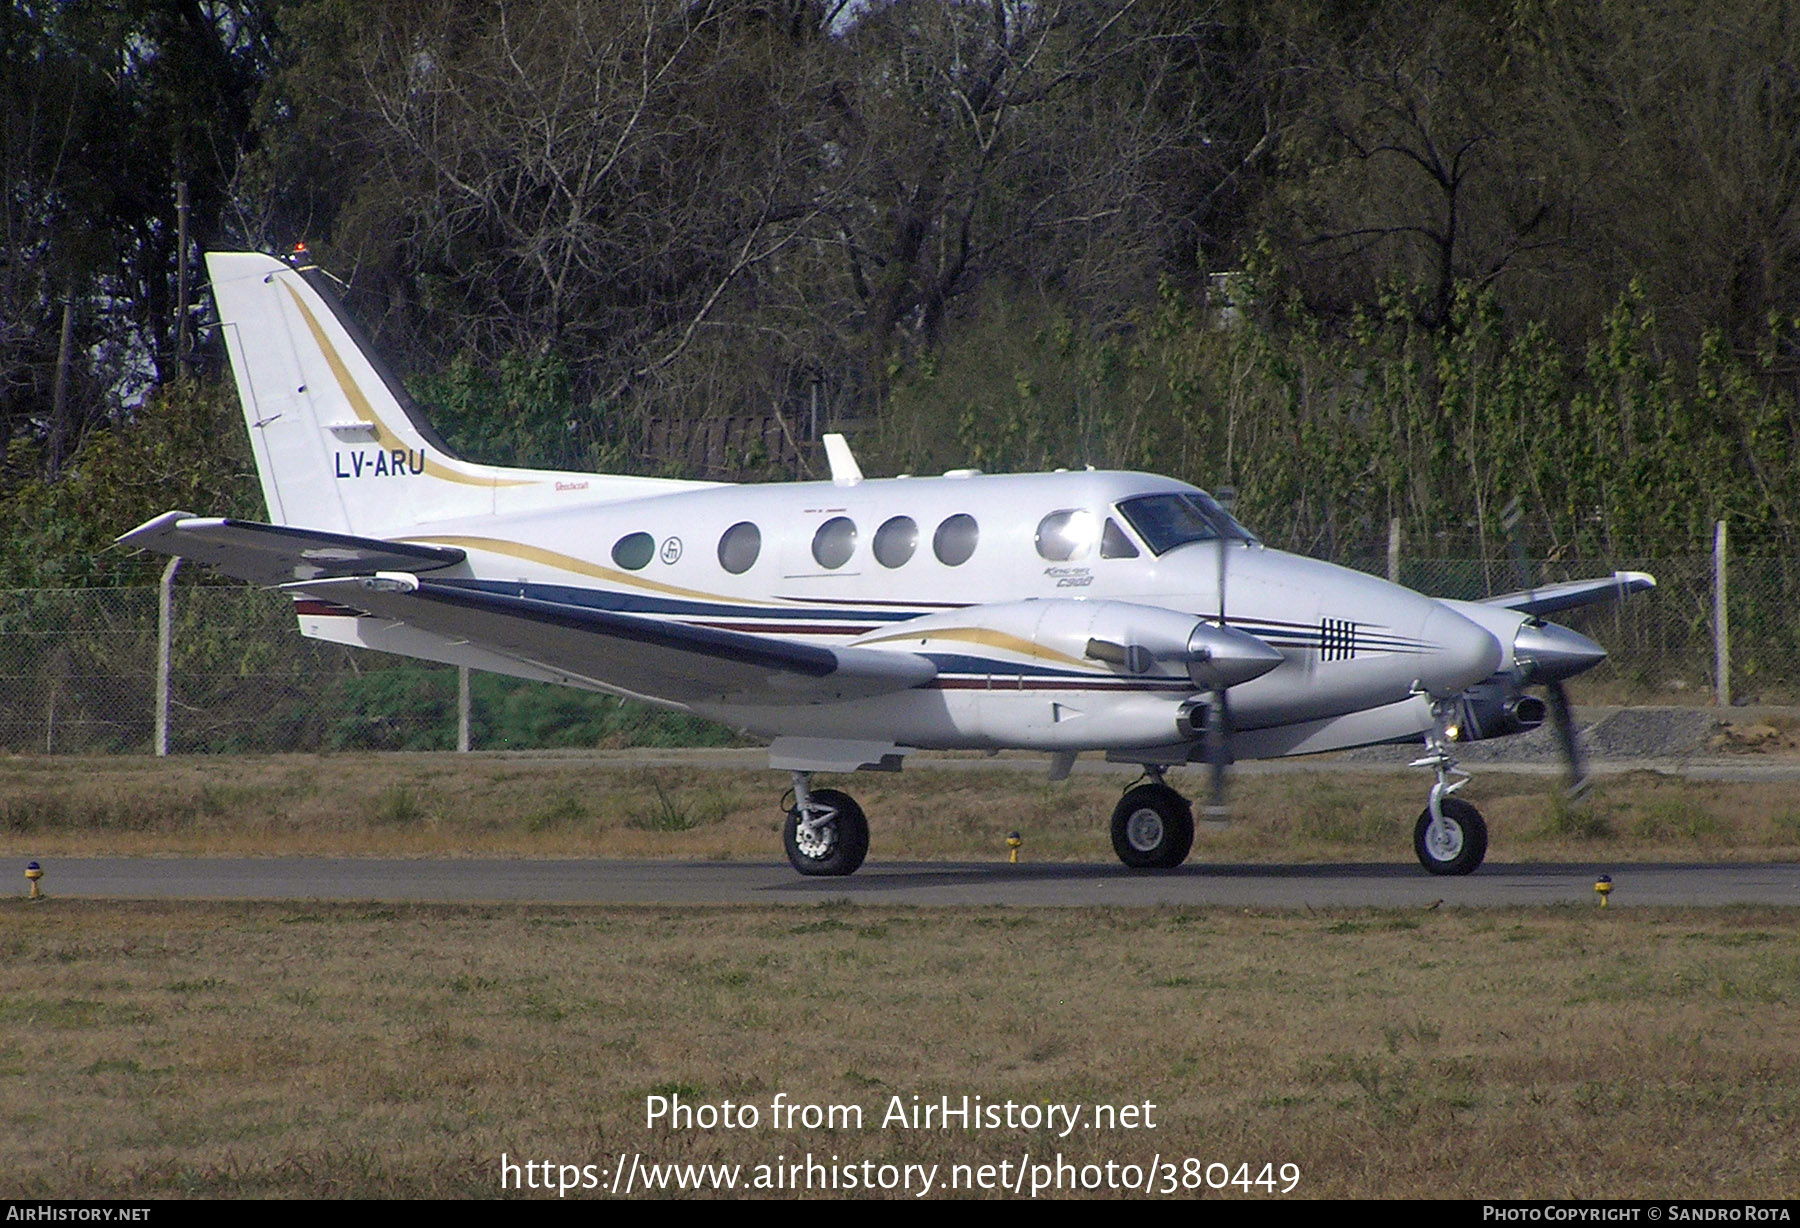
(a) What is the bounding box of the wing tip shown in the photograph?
[116,509,200,549]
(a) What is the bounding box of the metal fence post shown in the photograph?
[458,665,471,752]
[1387,518,1401,584]
[1713,520,1729,708]
[155,557,180,755]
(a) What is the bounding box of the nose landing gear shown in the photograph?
[1411,710,1488,876]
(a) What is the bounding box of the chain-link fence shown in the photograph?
[1,550,1789,755]
[0,586,737,754]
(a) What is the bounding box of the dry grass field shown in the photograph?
[4,751,1800,863]
[1,900,1797,1198]
[2,752,1797,1199]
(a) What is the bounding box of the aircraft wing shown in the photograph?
[118,512,467,586]
[120,510,935,706]
[1480,571,1656,617]
[294,574,937,707]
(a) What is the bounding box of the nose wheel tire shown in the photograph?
[1110,783,1195,869]
[783,788,869,877]
[1414,796,1488,876]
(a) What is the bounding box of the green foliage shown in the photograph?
[326,670,456,752]
[408,349,610,471]
[0,379,260,587]
[322,667,738,752]
[884,271,1800,561]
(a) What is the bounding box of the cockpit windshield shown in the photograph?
[1115,492,1258,555]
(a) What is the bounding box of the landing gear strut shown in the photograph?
[1411,710,1488,876]
[1109,767,1195,870]
[782,772,869,877]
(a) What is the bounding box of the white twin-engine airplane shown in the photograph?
[122,251,1654,877]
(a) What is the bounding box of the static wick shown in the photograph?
[25,861,43,901]
[1594,874,1613,908]
[1006,832,1023,864]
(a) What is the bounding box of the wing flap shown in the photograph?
[1481,571,1656,617]
[297,576,936,706]
[118,512,466,587]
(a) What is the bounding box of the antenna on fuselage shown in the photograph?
[823,434,863,486]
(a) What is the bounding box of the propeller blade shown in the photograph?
[1543,679,1589,797]
[1203,690,1230,819]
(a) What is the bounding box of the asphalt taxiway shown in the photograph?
[26,857,1800,908]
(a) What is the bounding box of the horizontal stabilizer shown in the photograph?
[292,576,937,707]
[118,512,467,587]
[1481,571,1656,617]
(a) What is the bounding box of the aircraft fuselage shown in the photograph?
[298,467,1505,757]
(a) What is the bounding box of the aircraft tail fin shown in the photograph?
[204,251,705,538]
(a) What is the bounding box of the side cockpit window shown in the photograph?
[1100,518,1139,559]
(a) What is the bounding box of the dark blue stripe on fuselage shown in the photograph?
[435,577,935,624]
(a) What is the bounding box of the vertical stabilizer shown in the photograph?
[207,252,492,534]
[205,251,713,537]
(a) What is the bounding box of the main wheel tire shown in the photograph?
[783,788,869,877]
[1110,783,1195,869]
[1414,796,1488,876]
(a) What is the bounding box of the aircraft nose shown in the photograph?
[1514,620,1607,683]
[1417,603,1504,696]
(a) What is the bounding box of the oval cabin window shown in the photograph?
[873,516,918,568]
[1035,509,1099,561]
[933,513,979,566]
[612,531,655,571]
[717,521,761,574]
[812,517,858,569]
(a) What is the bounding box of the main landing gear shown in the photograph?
[777,736,1490,876]
[1109,768,1195,869]
[1411,714,1489,876]
[778,766,1207,875]
[782,772,869,877]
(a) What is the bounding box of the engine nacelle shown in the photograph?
[1448,676,1547,742]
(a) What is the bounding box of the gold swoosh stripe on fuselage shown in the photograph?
[853,625,1096,671]
[406,535,794,609]
[281,281,534,489]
